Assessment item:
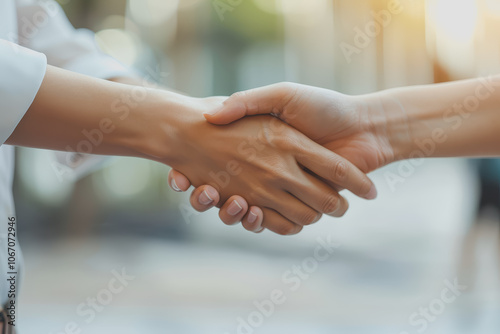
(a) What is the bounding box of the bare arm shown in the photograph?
[7,66,375,235]
[372,75,500,160]
[171,77,500,223]
[7,66,162,157]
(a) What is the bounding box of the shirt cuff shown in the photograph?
[0,40,47,145]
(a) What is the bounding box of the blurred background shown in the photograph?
[14,0,500,333]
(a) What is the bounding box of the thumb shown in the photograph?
[203,83,295,125]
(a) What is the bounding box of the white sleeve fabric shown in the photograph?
[15,0,137,176]
[0,39,47,145]
[15,0,134,80]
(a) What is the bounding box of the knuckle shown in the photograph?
[262,125,289,147]
[300,210,322,226]
[228,91,247,101]
[247,188,273,207]
[278,82,299,113]
[331,159,348,181]
[277,82,296,96]
[261,170,279,186]
[259,160,292,184]
[227,91,252,111]
[276,82,294,94]
[272,133,299,153]
[276,170,296,185]
[277,136,295,151]
[246,191,260,204]
[322,194,340,214]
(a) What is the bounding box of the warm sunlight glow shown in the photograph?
[428,0,478,43]
[426,0,479,77]
[485,0,500,16]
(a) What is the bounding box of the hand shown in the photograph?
[169,83,392,232]
[163,95,376,235]
[205,83,395,173]
[3,65,375,236]
[168,169,266,232]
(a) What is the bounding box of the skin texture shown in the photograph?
[7,67,376,235]
[171,78,500,232]
[111,76,267,232]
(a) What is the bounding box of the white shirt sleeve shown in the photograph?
[15,0,134,80]
[0,39,46,145]
[14,0,136,176]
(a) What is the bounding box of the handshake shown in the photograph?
[164,82,403,235]
[161,76,500,235]
[14,68,497,236]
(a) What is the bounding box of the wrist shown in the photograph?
[357,91,413,164]
[118,89,201,164]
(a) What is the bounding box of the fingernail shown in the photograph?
[203,106,221,116]
[255,227,265,233]
[171,179,181,192]
[199,189,214,205]
[227,200,243,216]
[247,210,258,224]
[365,184,378,200]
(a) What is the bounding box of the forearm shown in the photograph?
[6,65,186,162]
[369,75,500,160]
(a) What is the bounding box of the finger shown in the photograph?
[267,191,322,226]
[285,171,350,217]
[218,196,249,226]
[241,206,264,233]
[294,141,377,200]
[260,208,303,236]
[189,185,220,212]
[168,169,191,192]
[203,83,297,124]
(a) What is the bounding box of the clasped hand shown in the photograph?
[167,83,396,235]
